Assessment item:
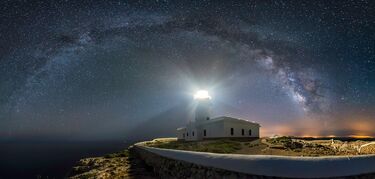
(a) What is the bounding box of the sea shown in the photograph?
[0,140,131,179]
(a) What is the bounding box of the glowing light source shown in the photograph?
[194,90,211,100]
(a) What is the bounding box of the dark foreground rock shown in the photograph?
[69,146,156,179]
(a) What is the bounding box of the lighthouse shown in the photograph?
[194,90,212,123]
[177,89,260,141]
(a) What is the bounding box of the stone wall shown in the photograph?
[132,145,267,178]
[132,145,375,179]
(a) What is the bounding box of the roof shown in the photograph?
[198,116,260,126]
[177,127,186,130]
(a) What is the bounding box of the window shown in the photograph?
[183,133,185,138]
[206,117,210,120]
[249,129,252,136]
[192,131,195,136]
[204,129,206,136]
[242,129,244,136]
[187,132,189,136]
[230,128,234,136]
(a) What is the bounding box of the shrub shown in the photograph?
[104,150,129,158]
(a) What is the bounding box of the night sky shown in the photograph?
[1,0,374,141]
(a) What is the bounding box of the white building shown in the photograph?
[177,91,260,141]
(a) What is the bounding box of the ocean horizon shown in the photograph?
[0,140,131,178]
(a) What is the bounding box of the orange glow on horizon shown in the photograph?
[259,115,374,138]
[348,135,373,139]
[261,135,374,139]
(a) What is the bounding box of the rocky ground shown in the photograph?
[69,146,156,179]
[69,137,375,178]
[147,137,375,156]
[264,137,375,156]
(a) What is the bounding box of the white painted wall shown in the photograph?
[177,117,260,141]
[201,121,225,138]
[195,99,212,123]
[223,120,259,138]
[185,123,198,141]
[177,128,186,140]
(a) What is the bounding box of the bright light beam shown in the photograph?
[194,90,211,100]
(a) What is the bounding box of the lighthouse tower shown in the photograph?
[177,89,261,141]
[194,90,212,123]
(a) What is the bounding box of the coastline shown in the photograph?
[69,137,375,178]
[0,140,130,178]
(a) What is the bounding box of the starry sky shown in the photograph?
[0,0,374,141]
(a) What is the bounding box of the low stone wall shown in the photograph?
[132,145,268,178]
[133,145,375,179]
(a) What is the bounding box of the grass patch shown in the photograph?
[104,150,129,158]
[147,139,242,153]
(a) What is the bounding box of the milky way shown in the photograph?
[0,1,374,140]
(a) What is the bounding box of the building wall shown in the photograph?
[185,123,198,141]
[178,118,260,141]
[201,121,225,139]
[177,128,186,140]
[223,120,259,138]
[195,99,212,123]
[181,121,229,141]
